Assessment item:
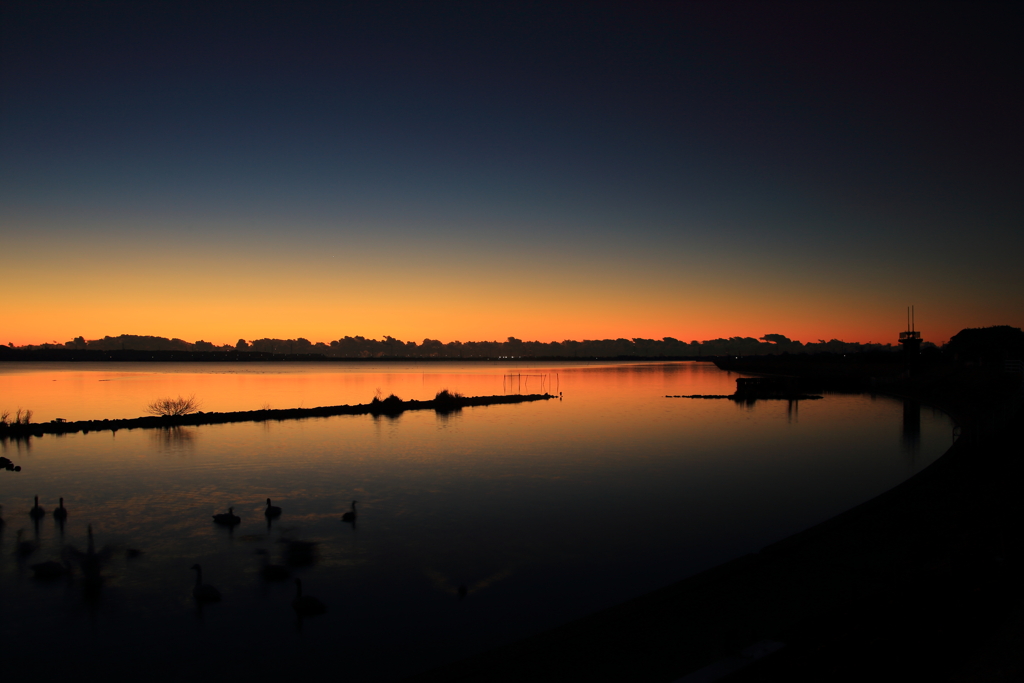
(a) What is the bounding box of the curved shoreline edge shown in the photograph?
[404,381,1024,681]
[0,393,555,438]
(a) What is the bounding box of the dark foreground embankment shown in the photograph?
[0,393,554,439]
[404,363,1024,682]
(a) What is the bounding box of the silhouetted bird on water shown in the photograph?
[31,560,70,580]
[29,496,45,519]
[15,529,37,557]
[282,539,318,567]
[213,507,241,526]
[292,578,326,616]
[53,497,68,521]
[255,549,289,581]
[265,498,282,518]
[342,500,358,523]
[71,524,112,588]
[191,564,222,603]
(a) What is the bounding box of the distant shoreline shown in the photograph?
[0,393,555,439]
[0,348,707,363]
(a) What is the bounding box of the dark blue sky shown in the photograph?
[2,2,1021,344]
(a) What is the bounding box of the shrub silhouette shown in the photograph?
[433,388,464,414]
[146,394,202,417]
[433,388,463,405]
[369,392,404,414]
[381,393,403,408]
[2,409,33,425]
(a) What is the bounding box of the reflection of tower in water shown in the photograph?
[899,307,922,460]
[902,398,921,454]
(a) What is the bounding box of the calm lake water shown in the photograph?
[0,361,953,681]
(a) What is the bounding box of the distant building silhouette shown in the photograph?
[898,306,921,356]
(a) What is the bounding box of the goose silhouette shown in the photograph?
[191,564,221,602]
[293,578,326,615]
[282,539,318,567]
[31,560,70,580]
[342,500,358,523]
[75,524,112,585]
[15,529,37,557]
[53,497,68,520]
[264,499,282,518]
[213,507,241,526]
[29,496,46,520]
[255,549,289,581]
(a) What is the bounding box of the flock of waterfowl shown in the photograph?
[3,495,361,617]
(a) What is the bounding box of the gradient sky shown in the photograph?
[2,1,1021,347]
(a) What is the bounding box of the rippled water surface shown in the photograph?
[0,361,953,680]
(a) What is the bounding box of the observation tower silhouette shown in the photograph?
[898,306,922,355]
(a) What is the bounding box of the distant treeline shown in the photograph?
[6,333,921,359]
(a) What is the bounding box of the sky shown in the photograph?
[2,1,1022,347]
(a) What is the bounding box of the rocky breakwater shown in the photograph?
[0,393,555,439]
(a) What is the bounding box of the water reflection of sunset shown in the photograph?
[0,362,952,681]
[1,360,727,423]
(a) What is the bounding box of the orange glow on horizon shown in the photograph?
[3,229,1020,349]
[1,300,1001,350]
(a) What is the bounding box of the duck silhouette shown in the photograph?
[29,496,45,520]
[292,578,326,615]
[191,564,221,602]
[264,498,282,518]
[53,497,68,521]
[213,507,241,526]
[342,500,358,523]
